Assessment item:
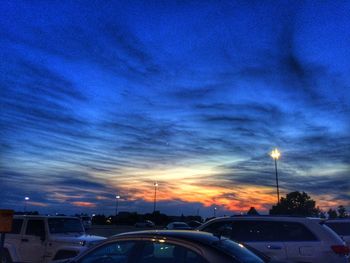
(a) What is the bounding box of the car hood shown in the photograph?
[51,233,106,243]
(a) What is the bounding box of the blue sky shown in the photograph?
[0,0,349,217]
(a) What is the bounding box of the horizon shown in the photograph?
[1,1,349,217]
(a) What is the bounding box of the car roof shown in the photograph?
[114,230,224,246]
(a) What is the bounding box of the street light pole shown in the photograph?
[270,148,281,204]
[214,207,217,217]
[24,197,30,213]
[115,195,120,216]
[153,182,158,213]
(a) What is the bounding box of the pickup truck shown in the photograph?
[3,215,105,263]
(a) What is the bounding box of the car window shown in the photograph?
[136,241,208,263]
[202,221,232,238]
[78,241,137,263]
[10,219,23,234]
[26,220,45,237]
[325,222,350,236]
[48,218,84,233]
[280,222,318,241]
[231,221,280,242]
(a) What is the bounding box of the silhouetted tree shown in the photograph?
[247,207,259,215]
[269,191,318,216]
[327,209,338,219]
[337,205,347,218]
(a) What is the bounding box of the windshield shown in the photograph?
[212,239,265,263]
[48,218,84,234]
[325,222,350,236]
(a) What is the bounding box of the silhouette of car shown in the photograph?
[197,216,349,263]
[165,221,192,230]
[63,230,266,263]
[135,220,155,228]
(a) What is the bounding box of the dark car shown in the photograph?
[66,230,265,263]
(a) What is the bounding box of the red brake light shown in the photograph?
[331,245,350,255]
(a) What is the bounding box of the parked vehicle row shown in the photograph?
[3,215,349,263]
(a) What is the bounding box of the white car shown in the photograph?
[3,215,105,263]
[197,216,349,263]
[325,219,350,247]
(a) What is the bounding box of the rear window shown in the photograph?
[325,222,350,236]
[279,222,318,241]
[230,220,317,242]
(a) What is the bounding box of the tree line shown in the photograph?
[247,191,348,218]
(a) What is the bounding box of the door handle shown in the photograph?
[21,238,29,242]
[267,245,282,250]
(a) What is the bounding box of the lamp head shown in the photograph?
[270,148,281,160]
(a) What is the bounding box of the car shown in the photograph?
[64,230,266,263]
[135,220,156,228]
[197,216,350,263]
[166,221,192,230]
[325,219,350,247]
[3,215,105,263]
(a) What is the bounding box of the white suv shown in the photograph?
[197,216,349,263]
[3,215,105,263]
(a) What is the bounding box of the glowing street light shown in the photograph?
[153,182,158,213]
[214,207,217,217]
[24,197,30,212]
[270,148,281,204]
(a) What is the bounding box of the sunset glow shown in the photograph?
[1,1,349,216]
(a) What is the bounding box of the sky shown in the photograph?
[0,0,349,217]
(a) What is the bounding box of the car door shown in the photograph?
[280,222,320,263]
[19,219,46,262]
[5,218,24,259]
[230,220,288,262]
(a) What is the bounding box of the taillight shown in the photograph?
[331,245,350,255]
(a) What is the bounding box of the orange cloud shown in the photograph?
[72,201,96,207]
[28,201,49,207]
